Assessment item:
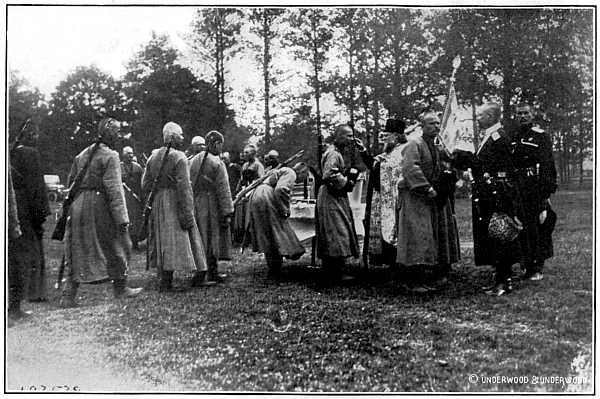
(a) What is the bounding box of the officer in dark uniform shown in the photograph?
[453,102,521,296]
[509,102,557,281]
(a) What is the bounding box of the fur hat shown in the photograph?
[206,130,224,144]
[383,118,406,134]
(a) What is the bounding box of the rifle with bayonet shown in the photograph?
[233,149,304,206]
[52,140,102,241]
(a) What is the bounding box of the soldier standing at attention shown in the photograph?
[189,131,234,284]
[510,102,557,281]
[452,103,521,296]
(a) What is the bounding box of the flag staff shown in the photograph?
[438,56,462,156]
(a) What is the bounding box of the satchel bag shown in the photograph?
[488,212,523,243]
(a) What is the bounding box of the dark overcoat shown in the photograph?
[510,124,557,264]
[9,144,50,300]
[454,127,521,266]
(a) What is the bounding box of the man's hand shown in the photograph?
[347,168,359,182]
[539,210,548,224]
[427,186,438,199]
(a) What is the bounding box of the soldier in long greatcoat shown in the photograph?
[396,112,460,293]
[9,123,50,314]
[189,131,233,284]
[8,121,50,318]
[245,162,307,277]
[233,145,265,244]
[316,124,360,283]
[143,122,209,291]
[61,118,142,307]
[121,146,145,248]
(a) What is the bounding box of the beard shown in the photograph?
[383,142,396,153]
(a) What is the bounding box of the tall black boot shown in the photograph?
[207,255,223,283]
[190,270,215,287]
[59,279,79,308]
[485,262,512,296]
[113,279,143,298]
[159,270,173,292]
[266,253,283,279]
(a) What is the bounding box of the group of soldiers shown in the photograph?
[6,118,308,319]
[7,99,557,321]
[355,101,557,295]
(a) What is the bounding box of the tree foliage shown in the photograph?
[44,65,129,174]
[243,8,285,144]
[190,8,243,128]
[10,7,593,185]
[123,33,244,155]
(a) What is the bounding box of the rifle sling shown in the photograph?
[192,151,211,194]
[66,142,102,204]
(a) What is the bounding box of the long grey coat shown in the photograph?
[316,148,360,259]
[396,136,460,267]
[244,167,305,258]
[143,147,207,273]
[189,151,233,261]
[64,144,131,283]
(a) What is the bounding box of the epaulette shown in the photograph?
[532,126,545,133]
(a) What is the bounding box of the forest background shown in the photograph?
[8,7,593,184]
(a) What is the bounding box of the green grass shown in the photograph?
[29,190,594,392]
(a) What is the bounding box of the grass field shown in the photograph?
[9,189,594,392]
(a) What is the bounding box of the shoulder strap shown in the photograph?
[192,151,211,192]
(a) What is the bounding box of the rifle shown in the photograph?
[10,118,32,152]
[142,143,172,269]
[9,118,33,180]
[55,254,66,290]
[233,149,304,206]
[122,182,142,204]
[52,141,102,241]
[140,152,149,168]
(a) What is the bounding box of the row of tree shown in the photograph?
[9,7,593,184]
[188,7,592,183]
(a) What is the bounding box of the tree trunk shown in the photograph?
[214,26,221,125]
[348,46,355,125]
[471,100,478,150]
[361,86,371,152]
[311,14,321,140]
[371,52,381,149]
[263,11,271,144]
